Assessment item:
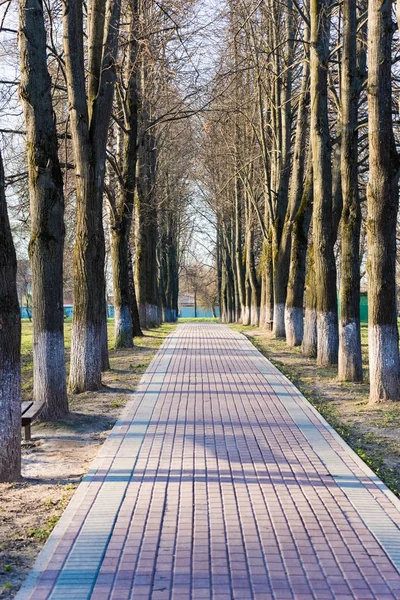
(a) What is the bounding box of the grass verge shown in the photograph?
[178,317,219,322]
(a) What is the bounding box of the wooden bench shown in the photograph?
[265,320,274,332]
[21,401,44,441]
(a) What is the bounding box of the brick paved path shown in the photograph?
[17,324,400,600]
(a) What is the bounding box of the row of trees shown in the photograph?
[0,0,195,481]
[2,0,400,482]
[206,0,400,403]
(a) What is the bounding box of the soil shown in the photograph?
[0,326,175,599]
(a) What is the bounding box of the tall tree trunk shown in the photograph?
[277,30,310,342]
[111,224,134,346]
[310,0,338,366]
[135,131,160,328]
[286,161,313,347]
[109,0,139,346]
[0,149,21,482]
[261,230,274,331]
[234,178,245,322]
[232,9,245,323]
[128,243,143,336]
[367,0,400,402]
[331,125,343,245]
[134,32,160,329]
[101,291,110,371]
[63,0,121,392]
[164,210,179,322]
[220,228,235,323]
[243,197,252,325]
[272,0,294,338]
[18,0,68,418]
[338,0,363,382]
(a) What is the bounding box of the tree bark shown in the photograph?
[163,210,179,322]
[18,0,68,418]
[260,231,274,331]
[367,0,400,402]
[0,148,21,482]
[338,0,363,382]
[285,161,313,347]
[220,228,235,323]
[111,226,134,346]
[310,0,338,366]
[302,241,318,357]
[128,243,143,336]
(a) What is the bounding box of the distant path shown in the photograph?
[17,324,400,599]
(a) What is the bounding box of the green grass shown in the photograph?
[28,515,60,542]
[178,317,219,322]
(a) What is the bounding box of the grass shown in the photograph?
[28,515,60,542]
[230,322,400,498]
[178,317,219,322]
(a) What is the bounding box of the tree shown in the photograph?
[0,148,21,482]
[107,0,140,347]
[134,1,161,329]
[338,0,363,382]
[309,0,338,366]
[284,16,311,346]
[366,0,400,401]
[63,0,121,392]
[18,0,69,418]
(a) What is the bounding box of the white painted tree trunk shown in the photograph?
[302,308,317,357]
[285,306,303,347]
[273,304,286,338]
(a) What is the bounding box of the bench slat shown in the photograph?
[21,401,34,415]
[21,401,45,424]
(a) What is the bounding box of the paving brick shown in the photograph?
[15,324,400,600]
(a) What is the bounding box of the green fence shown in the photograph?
[337,294,368,324]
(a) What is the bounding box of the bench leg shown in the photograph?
[24,423,31,442]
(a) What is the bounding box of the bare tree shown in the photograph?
[63,0,121,392]
[309,0,338,366]
[18,0,69,418]
[338,0,363,382]
[108,0,140,347]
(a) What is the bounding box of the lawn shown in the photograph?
[178,317,219,322]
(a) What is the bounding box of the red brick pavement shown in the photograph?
[16,324,400,600]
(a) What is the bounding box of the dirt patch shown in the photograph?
[0,325,176,599]
[232,325,400,499]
